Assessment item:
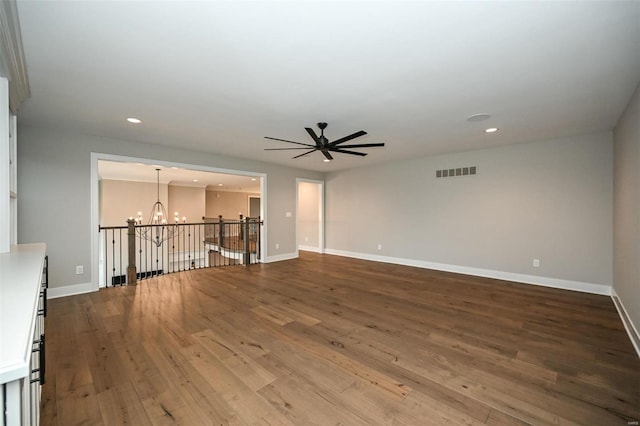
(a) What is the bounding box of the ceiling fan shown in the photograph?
[264,122,385,161]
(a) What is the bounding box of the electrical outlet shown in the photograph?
[285,211,292,217]
[377,243,382,250]
[533,259,540,268]
[75,265,84,275]
[305,236,309,242]
[275,243,279,249]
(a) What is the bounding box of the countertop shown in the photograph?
[0,243,46,383]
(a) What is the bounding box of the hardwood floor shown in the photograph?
[40,252,639,425]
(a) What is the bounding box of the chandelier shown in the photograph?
[134,168,185,247]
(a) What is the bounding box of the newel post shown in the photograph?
[126,219,137,285]
[218,215,225,247]
[243,216,250,265]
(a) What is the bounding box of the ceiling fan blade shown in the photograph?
[265,136,316,148]
[330,148,367,156]
[329,130,367,146]
[293,149,317,159]
[265,147,316,151]
[322,150,333,161]
[337,143,385,148]
[305,128,321,144]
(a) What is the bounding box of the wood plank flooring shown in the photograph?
[40,252,640,425]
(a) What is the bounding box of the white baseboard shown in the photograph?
[264,252,298,263]
[47,282,96,299]
[49,253,298,296]
[298,245,322,253]
[324,249,611,295]
[611,288,640,358]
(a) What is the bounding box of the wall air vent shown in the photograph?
[436,166,477,178]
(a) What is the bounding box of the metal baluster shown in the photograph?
[118,228,123,285]
[259,218,262,262]
[102,229,107,287]
[215,223,219,267]
[138,226,143,281]
[149,225,152,278]
[111,230,116,286]
[155,227,159,276]
[143,226,147,279]
[187,224,191,269]
[161,225,164,275]
[172,227,176,273]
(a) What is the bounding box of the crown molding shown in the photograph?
[0,0,30,112]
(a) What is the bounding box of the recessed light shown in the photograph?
[218,183,223,186]
[467,113,491,122]
[323,159,330,163]
[126,117,142,124]
[193,179,198,182]
[485,127,499,133]
[251,178,257,182]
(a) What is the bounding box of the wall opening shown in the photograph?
[91,154,266,290]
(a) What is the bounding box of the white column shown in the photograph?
[10,114,17,245]
[0,78,10,253]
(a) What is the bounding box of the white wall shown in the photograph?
[325,131,613,291]
[17,126,322,289]
[613,82,640,338]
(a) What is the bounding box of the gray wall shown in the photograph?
[16,122,622,300]
[613,83,640,332]
[17,126,322,289]
[325,131,613,287]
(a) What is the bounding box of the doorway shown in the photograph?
[296,179,324,253]
[249,196,261,218]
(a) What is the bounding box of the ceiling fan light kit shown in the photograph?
[265,122,385,161]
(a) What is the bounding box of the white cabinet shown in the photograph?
[0,243,47,426]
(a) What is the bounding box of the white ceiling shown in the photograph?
[16,1,640,173]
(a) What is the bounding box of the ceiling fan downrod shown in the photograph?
[317,122,328,146]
